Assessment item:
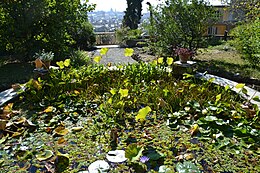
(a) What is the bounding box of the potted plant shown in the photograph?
[34,49,54,69]
[175,47,193,63]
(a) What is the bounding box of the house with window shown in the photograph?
[207,1,244,37]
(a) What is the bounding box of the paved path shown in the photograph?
[92,47,137,65]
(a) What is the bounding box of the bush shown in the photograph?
[71,21,96,50]
[230,18,260,66]
[147,0,217,56]
[70,50,92,68]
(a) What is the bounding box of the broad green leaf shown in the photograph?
[44,106,55,113]
[151,60,158,65]
[64,59,71,67]
[119,88,128,98]
[190,124,199,136]
[100,48,109,55]
[56,61,64,69]
[158,57,164,64]
[124,48,134,57]
[253,96,260,102]
[147,151,164,161]
[215,94,221,102]
[204,116,218,121]
[54,126,69,136]
[135,106,152,121]
[176,161,200,173]
[36,150,53,161]
[94,56,102,63]
[125,143,144,162]
[235,83,245,89]
[55,153,70,173]
[225,85,230,91]
[166,57,173,65]
[108,98,113,104]
[110,88,117,95]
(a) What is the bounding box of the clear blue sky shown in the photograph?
[87,0,224,12]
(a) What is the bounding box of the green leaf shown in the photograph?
[225,85,230,91]
[100,48,109,55]
[135,106,152,121]
[215,94,221,102]
[36,150,53,161]
[204,116,218,121]
[158,57,164,64]
[64,59,71,67]
[55,153,70,173]
[253,96,260,102]
[176,161,200,173]
[166,57,173,65]
[56,61,64,69]
[235,83,245,89]
[124,48,134,57]
[147,151,164,161]
[110,88,117,95]
[119,88,129,98]
[125,144,144,162]
[94,56,102,63]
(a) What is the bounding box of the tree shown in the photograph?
[123,0,143,29]
[0,0,95,60]
[147,0,217,56]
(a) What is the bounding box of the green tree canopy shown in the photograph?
[0,0,95,60]
[147,0,217,56]
[123,0,143,29]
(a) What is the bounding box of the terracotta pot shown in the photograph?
[179,54,190,63]
[42,60,51,69]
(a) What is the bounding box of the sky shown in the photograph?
[87,0,225,12]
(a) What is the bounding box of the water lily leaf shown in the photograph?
[57,137,66,145]
[147,151,164,161]
[125,143,144,162]
[235,83,245,89]
[36,150,53,161]
[88,160,109,173]
[94,56,102,63]
[135,106,152,122]
[166,57,173,65]
[215,94,221,102]
[100,48,109,55]
[190,124,199,136]
[106,150,127,163]
[63,59,71,67]
[0,120,7,130]
[253,96,260,102]
[204,116,218,121]
[176,161,200,173]
[71,127,83,132]
[55,153,69,173]
[54,126,69,136]
[56,61,64,69]
[44,106,55,113]
[158,57,164,64]
[119,88,128,98]
[110,88,117,95]
[124,48,134,57]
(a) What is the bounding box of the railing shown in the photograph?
[95,32,117,45]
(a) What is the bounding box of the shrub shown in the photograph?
[70,50,92,68]
[229,18,260,66]
[147,0,217,56]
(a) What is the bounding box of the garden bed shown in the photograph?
[0,59,259,173]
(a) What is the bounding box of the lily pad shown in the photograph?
[176,161,200,173]
[55,153,70,173]
[36,150,53,161]
[106,150,127,163]
[54,126,69,136]
[88,160,110,173]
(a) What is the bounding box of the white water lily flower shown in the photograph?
[106,150,127,163]
[88,160,109,173]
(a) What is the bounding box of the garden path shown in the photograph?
[92,47,137,65]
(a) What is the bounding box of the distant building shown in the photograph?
[207,3,244,37]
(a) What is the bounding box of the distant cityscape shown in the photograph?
[88,9,150,32]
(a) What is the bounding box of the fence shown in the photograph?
[95,32,117,45]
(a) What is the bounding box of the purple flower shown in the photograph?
[140,156,150,163]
